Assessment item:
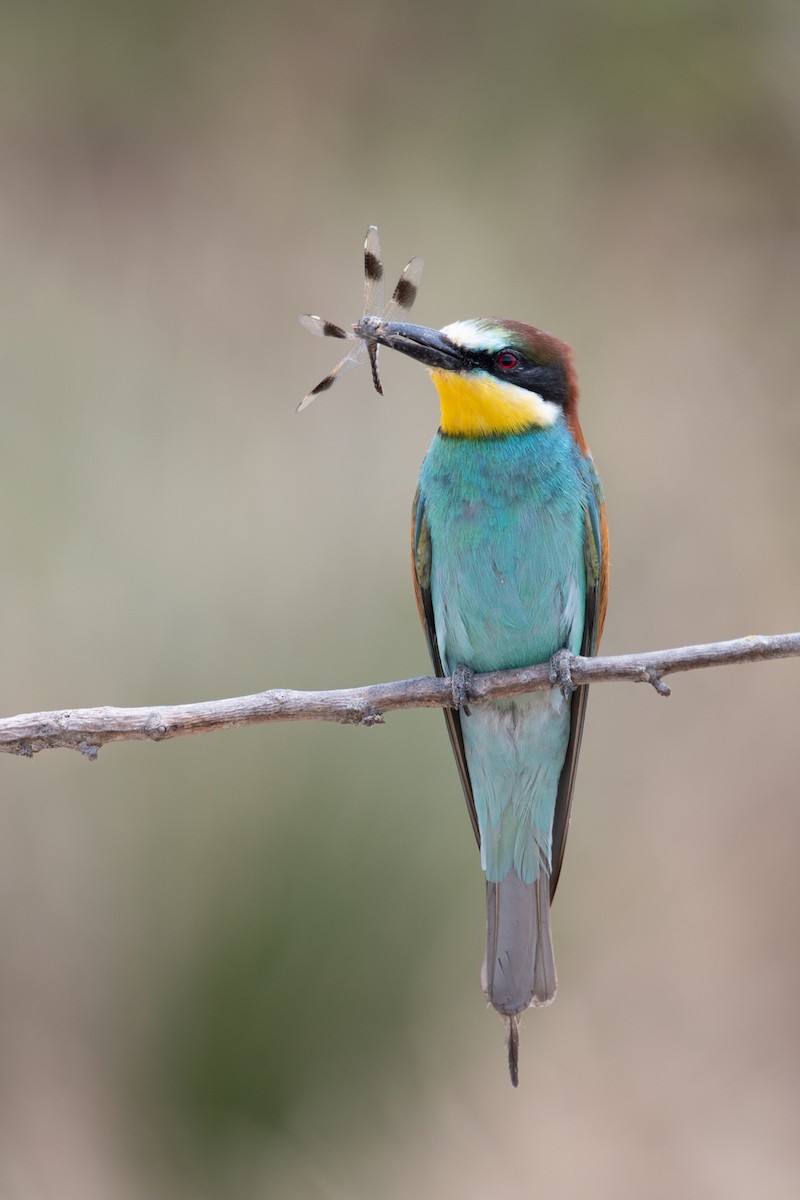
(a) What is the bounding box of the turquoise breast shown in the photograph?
[418,424,588,674]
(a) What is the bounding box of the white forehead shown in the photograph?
[440,319,509,352]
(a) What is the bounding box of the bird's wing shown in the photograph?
[549,458,609,899]
[412,488,481,846]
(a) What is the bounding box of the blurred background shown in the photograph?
[0,0,799,1195]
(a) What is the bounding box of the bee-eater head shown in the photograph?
[363,317,584,443]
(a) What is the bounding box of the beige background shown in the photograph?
[1,2,799,1196]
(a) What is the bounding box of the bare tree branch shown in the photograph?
[2,632,798,759]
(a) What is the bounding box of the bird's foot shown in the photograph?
[549,648,576,700]
[450,663,473,716]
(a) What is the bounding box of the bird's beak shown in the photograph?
[361,321,463,372]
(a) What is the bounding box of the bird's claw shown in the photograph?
[451,663,473,715]
[549,648,576,699]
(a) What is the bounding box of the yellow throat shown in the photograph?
[430,368,561,438]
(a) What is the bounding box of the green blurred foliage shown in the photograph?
[0,0,799,1196]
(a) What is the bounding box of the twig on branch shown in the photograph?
[1,633,798,759]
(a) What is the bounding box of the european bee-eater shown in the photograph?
[364,316,609,1085]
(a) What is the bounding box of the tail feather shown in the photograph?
[483,869,557,1085]
[532,872,557,1005]
[507,1016,520,1088]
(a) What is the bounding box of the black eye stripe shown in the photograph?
[472,349,568,408]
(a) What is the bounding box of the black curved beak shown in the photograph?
[357,320,463,372]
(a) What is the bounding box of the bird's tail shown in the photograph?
[482,868,557,1086]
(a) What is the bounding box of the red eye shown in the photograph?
[495,350,518,371]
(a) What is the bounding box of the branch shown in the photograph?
[2,632,798,759]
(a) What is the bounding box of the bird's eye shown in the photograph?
[495,350,519,371]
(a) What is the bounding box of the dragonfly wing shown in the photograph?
[363,225,385,319]
[363,253,425,395]
[387,255,424,317]
[297,342,367,411]
[299,313,351,340]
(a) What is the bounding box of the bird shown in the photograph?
[298,231,608,1086]
[360,315,609,1086]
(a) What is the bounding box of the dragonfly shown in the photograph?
[298,226,424,411]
